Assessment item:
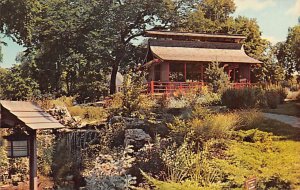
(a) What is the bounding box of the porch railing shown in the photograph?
[147,81,255,95]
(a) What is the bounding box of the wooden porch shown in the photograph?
[147,81,254,95]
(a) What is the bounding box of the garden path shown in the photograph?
[263,113,300,128]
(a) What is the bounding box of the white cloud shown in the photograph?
[235,0,276,12]
[287,0,300,16]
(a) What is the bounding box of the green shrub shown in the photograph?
[240,129,273,143]
[221,87,265,109]
[194,86,221,106]
[266,90,280,109]
[161,140,222,186]
[277,88,288,104]
[0,136,9,184]
[238,110,264,130]
[108,71,155,118]
[222,87,285,109]
[266,85,288,104]
[143,175,222,190]
[68,106,108,123]
[258,175,292,190]
[204,62,230,93]
[191,113,240,141]
[37,133,55,176]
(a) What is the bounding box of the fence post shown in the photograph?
[150,81,154,95]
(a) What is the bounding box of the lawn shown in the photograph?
[220,117,300,189]
[263,101,300,117]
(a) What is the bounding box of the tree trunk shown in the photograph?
[110,63,119,94]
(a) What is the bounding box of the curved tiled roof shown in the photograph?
[148,39,261,64]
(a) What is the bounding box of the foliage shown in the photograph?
[190,112,239,142]
[130,139,167,184]
[204,62,230,93]
[161,140,222,186]
[37,132,55,176]
[238,129,273,144]
[0,0,40,45]
[2,0,190,96]
[215,139,299,189]
[9,158,29,182]
[68,106,108,123]
[221,87,265,109]
[0,65,40,100]
[275,25,300,77]
[83,146,136,190]
[109,71,155,118]
[238,110,264,130]
[143,175,221,190]
[195,86,221,106]
[0,134,9,183]
[221,86,287,109]
[165,87,221,109]
[261,44,287,83]
[265,89,280,109]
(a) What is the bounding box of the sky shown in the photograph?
[0,0,300,68]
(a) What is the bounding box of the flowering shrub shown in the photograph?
[84,146,137,190]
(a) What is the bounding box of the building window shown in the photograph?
[186,63,202,82]
[169,63,184,82]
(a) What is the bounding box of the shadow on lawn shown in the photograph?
[263,101,300,117]
[243,118,300,141]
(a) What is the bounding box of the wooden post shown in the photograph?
[150,81,154,95]
[233,68,236,82]
[201,64,204,82]
[29,130,38,190]
[184,63,187,82]
[249,65,251,83]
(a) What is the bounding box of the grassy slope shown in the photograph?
[263,101,300,117]
[218,118,300,189]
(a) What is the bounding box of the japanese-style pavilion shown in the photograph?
[143,31,261,94]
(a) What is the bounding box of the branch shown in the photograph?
[124,31,145,44]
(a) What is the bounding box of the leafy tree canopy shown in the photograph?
[275,25,300,77]
[0,0,41,45]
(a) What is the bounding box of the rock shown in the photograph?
[65,175,74,181]
[124,129,151,150]
[47,106,79,128]
[109,116,124,124]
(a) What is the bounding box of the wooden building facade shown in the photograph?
[143,31,261,94]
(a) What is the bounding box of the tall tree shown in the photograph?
[0,65,40,100]
[88,0,190,94]
[30,0,190,95]
[276,25,300,78]
[199,0,236,22]
[0,0,41,45]
[179,0,268,82]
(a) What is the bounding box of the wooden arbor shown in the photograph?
[0,101,65,190]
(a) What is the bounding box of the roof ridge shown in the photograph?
[149,39,243,50]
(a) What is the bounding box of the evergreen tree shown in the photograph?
[204,62,230,93]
